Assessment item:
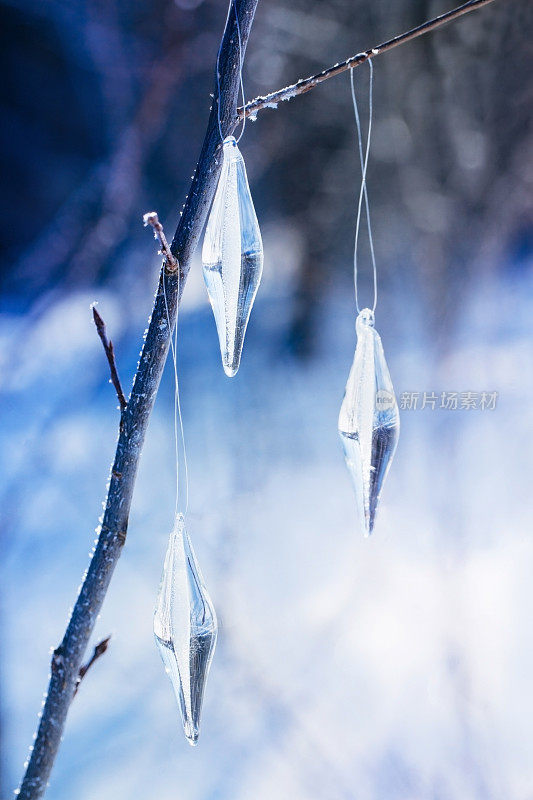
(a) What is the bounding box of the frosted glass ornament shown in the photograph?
[338,308,399,536]
[154,514,217,745]
[202,136,263,377]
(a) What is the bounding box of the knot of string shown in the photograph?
[162,265,189,520]
[216,0,246,144]
[350,58,377,314]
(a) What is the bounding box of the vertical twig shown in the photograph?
[91,306,127,411]
[142,212,178,271]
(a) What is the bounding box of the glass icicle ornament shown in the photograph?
[338,308,399,536]
[202,135,263,377]
[154,513,218,745]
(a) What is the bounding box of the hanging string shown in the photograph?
[162,266,189,519]
[350,59,377,314]
[216,0,246,144]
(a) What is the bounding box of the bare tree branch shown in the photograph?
[240,0,496,120]
[91,306,128,412]
[16,1,259,797]
[143,212,178,272]
[73,636,111,698]
[17,0,499,796]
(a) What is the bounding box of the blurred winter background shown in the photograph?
[2,0,533,798]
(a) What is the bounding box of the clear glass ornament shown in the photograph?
[338,308,399,536]
[154,513,218,745]
[202,135,263,377]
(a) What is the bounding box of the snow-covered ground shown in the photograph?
[2,250,533,800]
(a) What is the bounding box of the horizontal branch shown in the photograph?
[240,0,496,120]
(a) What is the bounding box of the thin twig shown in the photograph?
[143,211,178,272]
[240,0,496,120]
[73,636,111,698]
[91,305,128,411]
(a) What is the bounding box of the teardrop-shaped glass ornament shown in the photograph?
[154,513,218,745]
[338,308,399,536]
[202,136,263,377]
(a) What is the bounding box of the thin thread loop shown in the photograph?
[216,0,246,144]
[350,59,377,313]
[162,266,189,519]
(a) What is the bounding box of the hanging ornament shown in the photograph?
[338,308,399,536]
[154,513,218,746]
[338,61,399,535]
[153,271,217,745]
[202,135,263,377]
